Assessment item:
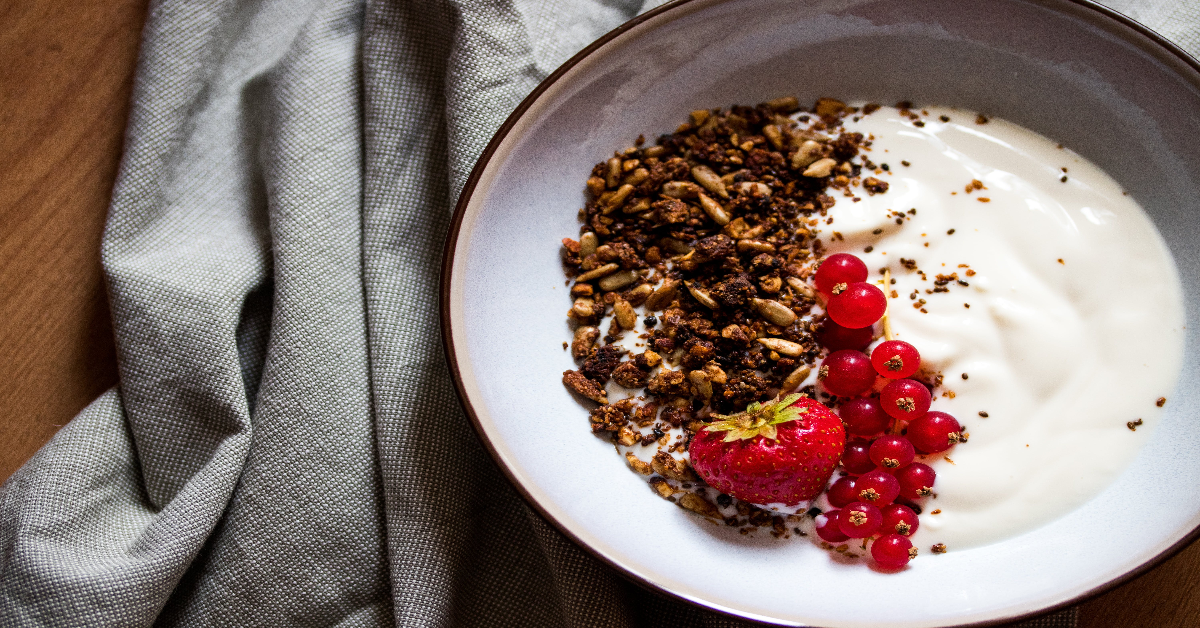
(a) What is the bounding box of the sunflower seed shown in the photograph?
[786,276,816,299]
[575,263,619,282]
[791,140,824,169]
[736,239,775,254]
[781,365,812,392]
[579,232,598,258]
[622,197,651,214]
[586,176,606,197]
[733,181,771,196]
[814,98,846,117]
[752,298,797,326]
[601,183,635,214]
[757,337,803,356]
[686,282,719,309]
[623,167,649,187]
[765,96,800,112]
[571,298,598,319]
[803,157,838,178]
[697,192,730,226]
[720,169,748,186]
[599,270,638,292]
[645,280,680,310]
[624,283,653,306]
[763,124,784,150]
[659,238,692,254]
[662,181,702,198]
[691,165,728,199]
[614,298,637,330]
[605,157,621,188]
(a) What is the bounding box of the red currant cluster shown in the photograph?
[809,253,964,569]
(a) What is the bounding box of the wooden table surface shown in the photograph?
[2,2,1198,626]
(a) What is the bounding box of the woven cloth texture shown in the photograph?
[0,0,1194,626]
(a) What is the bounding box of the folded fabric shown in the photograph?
[1,0,1194,626]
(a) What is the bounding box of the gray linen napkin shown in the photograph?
[0,0,1194,626]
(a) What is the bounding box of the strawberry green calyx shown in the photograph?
[706,393,809,442]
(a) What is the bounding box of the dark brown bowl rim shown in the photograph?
[438,1,1200,625]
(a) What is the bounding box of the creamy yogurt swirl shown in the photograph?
[820,105,1186,550]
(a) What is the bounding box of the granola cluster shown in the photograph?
[558,97,890,534]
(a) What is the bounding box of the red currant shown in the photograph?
[815,253,868,295]
[880,378,932,421]
[837,501,883,538]
[871,534,916,569]
[869,435,916,470]
[841,440,875,475]
[816,509,850,542]
[827,476,858,508]
[908,411,964,454]
[870,340,921,379]
[838,397,892,437]
[895,462,936,500]
[826,282,887,329]
[855,469,900,505]
[881,503,920,536]
[819,350,877,397]
[818,319,873,352]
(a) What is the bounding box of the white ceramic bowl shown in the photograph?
[442,1,1200,625]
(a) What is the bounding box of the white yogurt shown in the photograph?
[821,105,1186,550]
[604,105,1184,553]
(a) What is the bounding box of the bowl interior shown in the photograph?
[444,0,1200,625]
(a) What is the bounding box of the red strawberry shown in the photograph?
[689,394,845,506]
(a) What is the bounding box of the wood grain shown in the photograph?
[0,0,147,481]
[0,1,1198,626]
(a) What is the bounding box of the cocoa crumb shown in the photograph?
[563,370,608,404]
[1157,397,1167,407]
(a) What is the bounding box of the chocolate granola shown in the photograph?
[560,97,887,536]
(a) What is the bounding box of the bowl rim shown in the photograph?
[439,0,1200,624]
